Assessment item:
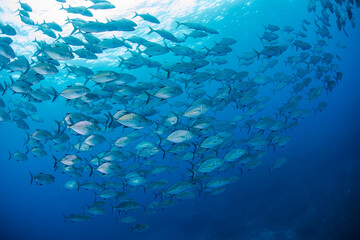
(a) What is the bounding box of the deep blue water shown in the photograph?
[0,0,360,239]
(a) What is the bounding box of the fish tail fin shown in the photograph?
[253,48,260,60]
[272,144,276,152]
[9,76,14,84]
[162,39,168,49]
[198,182,204,196]
[160,190,165,200]
[153,120,160,133]
[88,165,93,177]
[153,192,159,199]
[246,122,252,134]
[65,16,71,24]
[23,131,30,145]
[54,120,62,135]
[56,33,62,42]
[155,133,165,159]
[144,91,152,104]
[84,76,90,86]
[60,4,65,10]
[110,203,115,214]
[186,168,195,181]
[147,26,154,35]
[105,111,114,130]
[160,146,166,159]
[165,69,171,79]
[70,25,79,35]
[183,33,188,40]
[52,89,59,102]
[203,45,210,56]
[184,78,189,90]
[63,214,67,223]
[8,151,12,160]
[283,114,288,123]
[190,142,197,159]
[2,81,7,95]
[52,154,58,169]
[29,171,34,184]
[117,56,124,67]
[24,62,31,74]
[225,82,232,94]
[256,34,263,44]
[175,21,181,29]
[132,11,138,19]
[25,145,29,155]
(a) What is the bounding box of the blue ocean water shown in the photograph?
[0,0,359,239]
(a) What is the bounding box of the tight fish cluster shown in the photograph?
[1,0,358,232]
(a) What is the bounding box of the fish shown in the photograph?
[116,112,152,129]
[69,120,100,135]
[197,158,224,173]
[29,172,55,185]
[0,0,356,232]
[31,129,53,141]
[0,43,15,59]
[120,216,136,224]
[9,151,28,161]
[42,43,74,60]
[165,130,195,143]
[148,27,178,42]
[0,24,17,36]
[133,12,160,24]
[130,224,149,233]
[106,18,137,32]
[63,180,80,190]
[88,2,115,9]
[183,99,211,118]
[64,214,91,222]
[166,181,194,195]
[87,206,106,215]
[90,71,121,83]
[270,158,287,173]
[184,30,208,39]
[60,5,93,17]
[19,1,32,12]
[32,62,58,75]
[60,86,90,99]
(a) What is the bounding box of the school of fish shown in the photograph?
[0,0,359,233]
